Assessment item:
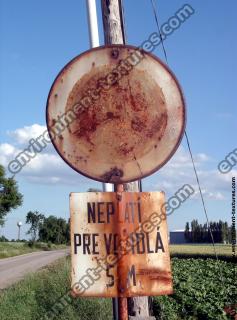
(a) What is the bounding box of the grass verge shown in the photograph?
[0,242,67,259]
[0,257,112,320]
[0,256,235,319]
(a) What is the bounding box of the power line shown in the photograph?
[150,0,168,63]
[150,0,224,283]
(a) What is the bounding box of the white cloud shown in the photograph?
[146,145,229,201]
[195,153,210,162]
[0,124,234,197]
[0,144,16,166]
[8,124,46,144]
[1,124,90,185]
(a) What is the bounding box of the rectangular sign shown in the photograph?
[70,191,173,297]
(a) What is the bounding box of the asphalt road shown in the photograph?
[0,249,69,289]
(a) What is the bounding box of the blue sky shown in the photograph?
[0,0,236,239]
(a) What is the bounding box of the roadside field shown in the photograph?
[154,258,235,319]
[0,242,67,259]
[169,244,233,260]
[0,256,235,320]
[1,242,232,260]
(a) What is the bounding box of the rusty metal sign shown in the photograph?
[46,45,186,183]
[70,191,173,297]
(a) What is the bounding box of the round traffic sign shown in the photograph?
[46,45,186,183]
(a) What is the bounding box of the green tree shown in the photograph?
[203,223,208,242]
[191,219,199,242]
[184,222,190,242]
[38,216,69,244]
[186,220,230,243]
[26,211,45,241]
[0,165,23,225]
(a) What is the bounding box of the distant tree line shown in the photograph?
[26,211,70,244]
[0,236,27,242]
[184,219,232,243]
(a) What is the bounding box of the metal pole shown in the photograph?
[114,183,128,320]
[102,182,113,192]
[86,0,113,194]
[85,1,116,318]
[86,0,99,47]
[100,1,153,319]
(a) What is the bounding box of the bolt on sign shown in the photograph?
[46,45,186,183]
[70,191,173,297]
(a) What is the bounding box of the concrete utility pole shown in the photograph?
[101,1,154,319]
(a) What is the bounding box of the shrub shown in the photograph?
[0,235,8,242]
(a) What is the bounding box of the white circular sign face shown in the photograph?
[46,45,186,183]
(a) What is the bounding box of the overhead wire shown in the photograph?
[150,0,224,283]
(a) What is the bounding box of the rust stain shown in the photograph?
[131,117,145,132]
[70,191,173,298]
[146,113,167,139]
[101,167,124,183]
[47,45,186,183]
[118,297,128,320]
[119,143,134,156]
[111,48,119,59]
[64,64,168,163]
